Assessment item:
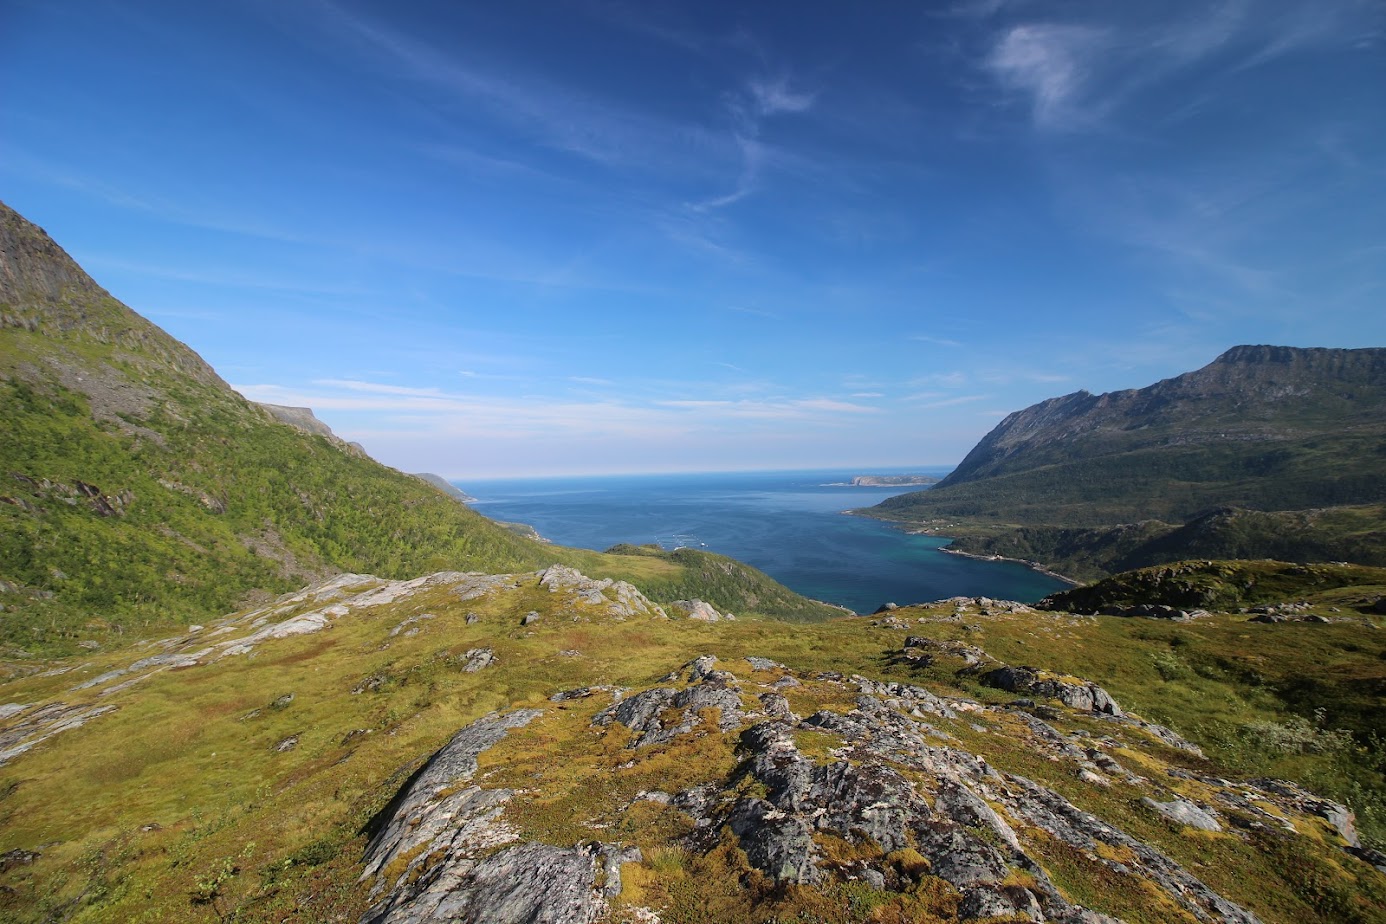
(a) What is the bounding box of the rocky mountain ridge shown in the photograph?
[866,346,1386,578]
[941,345,1386,488]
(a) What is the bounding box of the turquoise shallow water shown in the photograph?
[462,469,1069,614]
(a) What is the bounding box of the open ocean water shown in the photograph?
[461,469,1069,614]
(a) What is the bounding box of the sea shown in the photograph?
[461,469,1069,614]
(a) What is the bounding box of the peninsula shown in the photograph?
[849,474,941,487]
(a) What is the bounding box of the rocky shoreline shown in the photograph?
[933,544,1079,587]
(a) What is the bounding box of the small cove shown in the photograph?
[462,469,1069,614]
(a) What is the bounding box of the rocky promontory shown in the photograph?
[849,474,941,487]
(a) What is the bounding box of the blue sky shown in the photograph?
[3,1,1383,478]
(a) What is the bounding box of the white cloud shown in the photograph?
[910,334,963,348]
[691,72,815,212]
[235,379,884,446]
[656,397,882,419]
[309,0,727,172]
[980,2,1378,133]
[748,75,817,116]
[313,379,447,397]
[724,304,783,320]
[903,394,988,409]
[906,371,969,389]
[984,24,1108,130]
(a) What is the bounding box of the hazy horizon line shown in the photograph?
[438,463,959,483]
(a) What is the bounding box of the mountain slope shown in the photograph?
[0,565,1381,923]
[865,347,1386,578]
[410,471,477,503]
[0,202,837,655]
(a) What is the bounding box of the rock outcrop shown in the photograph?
[360,708,642,924]
[979,665,1123,716]
[583,655,1283,923]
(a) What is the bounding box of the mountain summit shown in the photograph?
[943,345,1386,487]
[868,346,1386,578]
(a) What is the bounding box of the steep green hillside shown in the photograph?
[864,347,1386,577]
[924,506,1386,583]
[0,203,837,656]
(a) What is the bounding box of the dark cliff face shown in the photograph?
[0,199,228,389]
[939,345,1386,488]
[0,205,106,306]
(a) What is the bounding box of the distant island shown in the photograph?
[848,474,941,487]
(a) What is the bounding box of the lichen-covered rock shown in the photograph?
[792,692,1261,924]
[360,711,542,915]
[744,656,785,671]
[0,702,118,767]
[460,648,495,672]
[359,708,639,924]
[389,613,436,637]
[981,665,1122,716]
[372,842,602,924]
[538,565,667,619]
[729,797,820,884]
[671,599,726,621]
[1142,797,1223,832]
[726,718,1054,920]
[593,669,747,747]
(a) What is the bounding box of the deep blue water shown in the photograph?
[461,469,1068,614]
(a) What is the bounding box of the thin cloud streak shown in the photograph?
[236,379,886,441]
[904,394,988,409]
[911,334,963,348]
[310,0,726,171]
[690,72,816,211]
[979,1,1379,133]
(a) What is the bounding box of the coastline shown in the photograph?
[468,474,1067,612]
[840,508,1080,588]
[822,479,940,488]
[933,544,1079,587]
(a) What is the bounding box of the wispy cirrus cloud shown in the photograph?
[237,381,683,439]
[984,23,1108,130]
[903,393,988,409]
[307,0,720,172]
[980,1,1379,132]
[314,379,447,397]
[84,258,374,298]
[235,378,884,444]
[656,396,881,418]
[690,71,817,211]
[910,334,963,348]
[1,144,311,244]
[747,75,817,116]
[906,371,969,389]
[725,304,783,320]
